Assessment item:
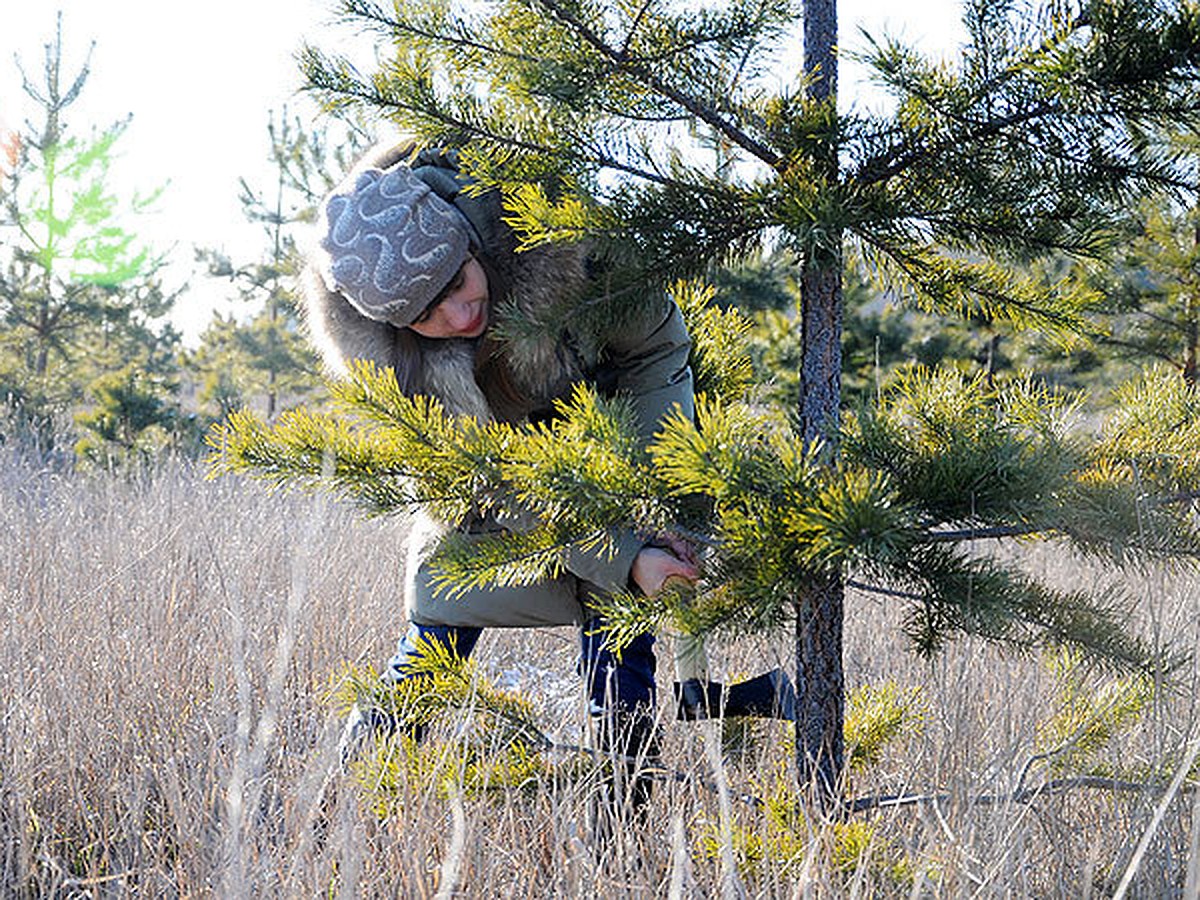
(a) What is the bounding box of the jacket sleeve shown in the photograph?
[561,294,696,594]
[603,294,696,445]
[562,529,649,596]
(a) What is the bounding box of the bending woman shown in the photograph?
[301,142,700,792]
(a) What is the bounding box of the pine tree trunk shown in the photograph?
[1185,302,1196,385]
[1188,217,1200,385]
[267,298,279,420]
[268,167,285,420]
[35,281,51,377]
[796,0,846,805]
[985,332,1002,380]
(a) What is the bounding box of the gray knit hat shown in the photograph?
[316,164,476,326]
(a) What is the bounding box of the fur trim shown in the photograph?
[495,240,589,402]
[299,263,395,380]
[421,340,492,419]
[300,234,592,420]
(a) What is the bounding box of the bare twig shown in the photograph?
[545,737,1190,816]
[924,524,1042,542]
[845,578,924,602]
[434,783,467,900]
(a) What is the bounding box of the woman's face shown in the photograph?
[407,257,489,339]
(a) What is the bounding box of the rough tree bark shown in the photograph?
[1187,217,1199,385]
[796,0,846,804]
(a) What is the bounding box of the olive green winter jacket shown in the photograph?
[302,143,694,626]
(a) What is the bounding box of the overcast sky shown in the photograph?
[1,2,965,342]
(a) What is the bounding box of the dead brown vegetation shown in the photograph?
[2,453,1198,897]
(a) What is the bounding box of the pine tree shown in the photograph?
[1096,190,1200,382]
[215,0,1200,803]
[73,363,179,467]
[0,15,178,453]
[189,112,357,421]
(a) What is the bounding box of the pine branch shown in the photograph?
[631,0,786,69]
[859,236,1096,340]
[853,6,1200,197]
[900,199,1116,258]
[526,738,1182,814]
[1098,333,1184,369]
[428,525,586,599]
[1155,489,1200,507]
[305,47,720,194]
[924,524,1040,541]
[1126,305,1193,332]
[856,100,1061,187]
[844,578,923,602]
[530,0,782,168]
[338,0,543,67]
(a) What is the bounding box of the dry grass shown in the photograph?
[2,451,1198,897]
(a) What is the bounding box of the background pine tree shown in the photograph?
[0,15,179,459]
[187,112,366,422]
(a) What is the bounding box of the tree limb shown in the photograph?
[849,775,1175,812]
[304,56,726,194]
[531,0,782,169]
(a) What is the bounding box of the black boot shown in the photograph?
[338,703,401,770]
[674,667,797,721]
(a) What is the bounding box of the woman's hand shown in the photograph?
[630,535,701,597]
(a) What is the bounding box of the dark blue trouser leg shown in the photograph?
[380,617,656,755]
[579,616,656,715]
[389,619,655,712]
[579,617,659,825]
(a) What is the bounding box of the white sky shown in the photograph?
[0,1,965,343]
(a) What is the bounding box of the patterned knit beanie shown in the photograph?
[316,164,477,325]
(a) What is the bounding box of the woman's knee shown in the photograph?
[384,622,482,682]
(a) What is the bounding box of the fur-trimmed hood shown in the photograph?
[301,144,593,422]
[301,237,591,422]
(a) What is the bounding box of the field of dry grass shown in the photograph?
[2,449,1199,897]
